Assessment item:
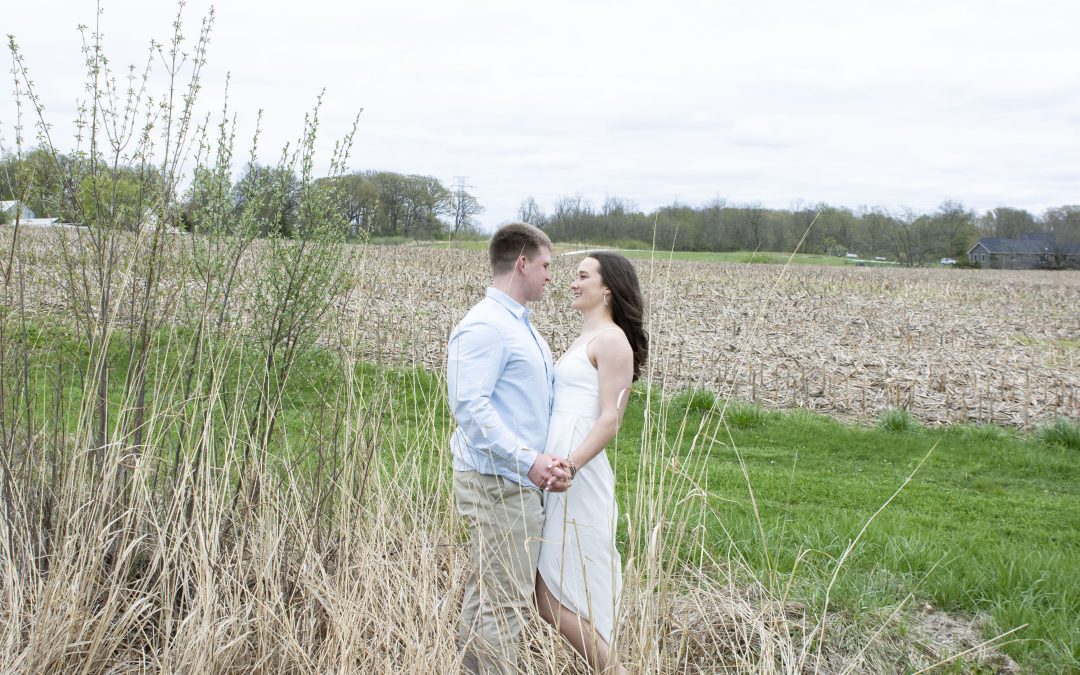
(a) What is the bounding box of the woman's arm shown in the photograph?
[567,329,634,471]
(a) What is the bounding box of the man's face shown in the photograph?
[519,246,552,303]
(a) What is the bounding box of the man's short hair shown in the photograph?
[489,222,552,275]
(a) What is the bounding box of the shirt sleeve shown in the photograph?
[447,321,540,487]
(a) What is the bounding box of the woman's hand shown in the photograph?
[528,453,573,492]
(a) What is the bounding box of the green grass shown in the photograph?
[1013,334,1080,350]
[878,407,920,433]
[8,320,1079,671]
[610,249,859,266]
[612,394,1080,670]
[1037,417,1080,451]
[369,234,488,248]
[417,237,490,251]
[375,239,890,268]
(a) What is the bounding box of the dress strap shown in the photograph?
[584,326,622,347]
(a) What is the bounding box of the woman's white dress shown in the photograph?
[537,341,622,644]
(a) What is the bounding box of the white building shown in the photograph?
[1,200,36,220]
[1,200,60,227]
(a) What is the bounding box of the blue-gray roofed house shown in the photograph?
[967,233,1080,269]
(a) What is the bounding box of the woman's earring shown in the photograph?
[603,294,609,307]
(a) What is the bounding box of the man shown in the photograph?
[447,222,571,674]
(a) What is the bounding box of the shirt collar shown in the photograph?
[486,286,530,320]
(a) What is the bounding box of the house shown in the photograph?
[0,200,61,227]
[967,233,1080,270]
[1,200,36,221]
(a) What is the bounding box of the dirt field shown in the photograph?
[342,245,1080,427]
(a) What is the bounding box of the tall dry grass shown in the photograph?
[0,316,897,673]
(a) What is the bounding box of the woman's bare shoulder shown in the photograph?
[590,325,632,362]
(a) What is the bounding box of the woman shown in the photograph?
[535,251,648,674]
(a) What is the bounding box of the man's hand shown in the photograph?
[528,453,572,492]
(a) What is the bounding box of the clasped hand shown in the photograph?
[529,453,573,492]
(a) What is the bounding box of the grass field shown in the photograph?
[609,249,859,266]
[619,392,1080,670]
[11,319,1078,671]
[422,239,866,266]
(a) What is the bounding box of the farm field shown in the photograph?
[346,244,1079,428]
[14,227,1071,425]
[11,229,1075,427]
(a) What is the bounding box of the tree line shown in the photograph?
[0,149,483,239]
[517,195,1080,265]
[4,148,1078,263]
[314,171,483,238]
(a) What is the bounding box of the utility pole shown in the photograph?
[452,175,476,235]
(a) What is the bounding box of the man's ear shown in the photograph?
[517,255,528,272]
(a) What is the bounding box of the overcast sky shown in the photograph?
[4,0,1079,228]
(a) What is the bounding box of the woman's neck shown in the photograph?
[580,307,615,334]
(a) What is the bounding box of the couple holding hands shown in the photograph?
[447,222,647,674]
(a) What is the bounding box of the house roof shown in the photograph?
[969,234,1080,256]
[970,234,1053,255]
[1,200,37,220]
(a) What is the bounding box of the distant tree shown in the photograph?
[814,206,857,254]
[695,199,726,250]
[481,193,1079,261]
[930,200,979,258]
[784,203,821,253]
[552,194,590,222]
[317,173,379,237]
[601,195,637,217]
[233,164,299,237]
[653,202,696,250]
[545,194,593,241]
[402,174,451,239]
[0,147,70,219]
[857,207,897,258]
[1043,205,1080,243]
[356,171,453,238]
[450,184,484,235]
[1042,205,1080,268]
[517,196,545,226]
[739,203,767,251]
[761,209,788,251]
[979,206,1036,238]
[888,209,921,265]
[366,171,406,236]
[76,171,147,230]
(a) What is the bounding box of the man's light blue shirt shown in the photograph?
[447,287,554,488]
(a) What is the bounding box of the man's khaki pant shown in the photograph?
[454,471,544,675]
